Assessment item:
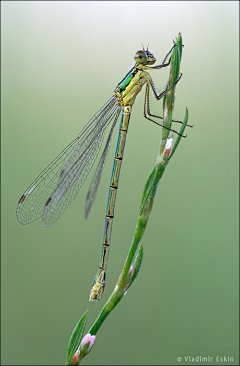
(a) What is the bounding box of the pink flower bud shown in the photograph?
[164,136,173,158]
[79,333,96,360]
[72,349,80,365]
[129,265,135,277]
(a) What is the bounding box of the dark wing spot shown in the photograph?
[45,197,52,207]
[18,195,26,204]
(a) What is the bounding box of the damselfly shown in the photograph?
[17,44,186,301]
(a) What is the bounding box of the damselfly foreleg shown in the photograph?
[143,74,187,137]
[146,77,193,128]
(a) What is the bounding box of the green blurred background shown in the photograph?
[1,2,239,365]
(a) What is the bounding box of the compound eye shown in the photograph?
[134,50,147,64]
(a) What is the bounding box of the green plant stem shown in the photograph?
[66,33,190,366]
[88,33,185,337]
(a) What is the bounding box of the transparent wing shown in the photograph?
[17,97,121,226]
[84,110,120,219]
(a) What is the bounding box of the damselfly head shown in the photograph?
[134,50,156,65]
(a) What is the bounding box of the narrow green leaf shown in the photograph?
[177,33,183,60]
[66,310,88,366]
[171,34,182,83]
[161,34,182,144]
[140,167,157,214]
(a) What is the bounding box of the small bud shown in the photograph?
[123,243,143,293]
[123,265,135,292]
[164,136,173,158]
[71,350,80,365]
[79,333,96,361]
[129,265,135,277]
